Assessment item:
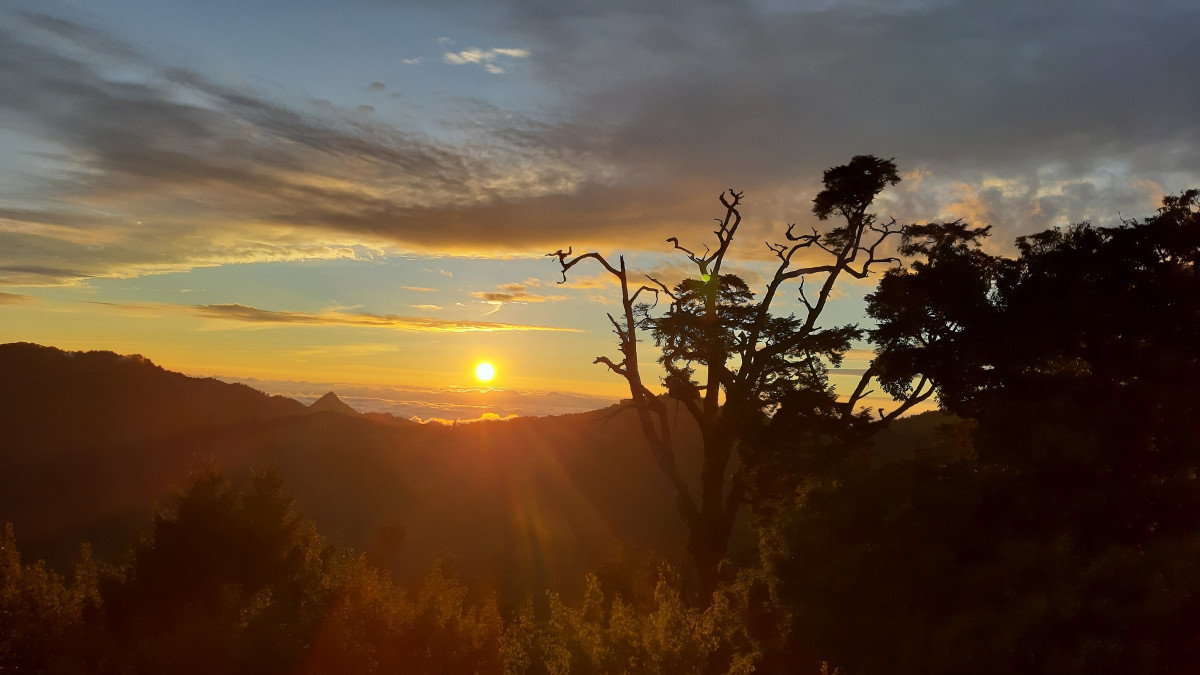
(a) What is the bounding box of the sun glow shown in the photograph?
[475,362,495,382]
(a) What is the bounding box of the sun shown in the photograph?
[475,362,495,382]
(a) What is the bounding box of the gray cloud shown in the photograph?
[1,1,1198,285]
[480,0,1200,237]
[501,0,1200,167]
[0,264,92,286]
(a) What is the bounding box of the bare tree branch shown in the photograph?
[839,363,886,421]
[797,276,815,314]
[549,157,917,597]
[547,248,622,283]
[724,470,745,520]
[666,237,703,264]
[629,285,661,307]
[644,276,678,304]
[869,376,935,431]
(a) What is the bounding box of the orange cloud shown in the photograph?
[0,291,35,305]
[190,303,579,332]
[471,282,567,304]
[556,273,618,290]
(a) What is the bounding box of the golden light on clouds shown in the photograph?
[189,303,582,333]
[77,300,582,333]
[0,291,34,305]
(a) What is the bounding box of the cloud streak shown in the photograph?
[189,303,581,332]
[471,280,566,304]
[442,46,530,74]
[0,291,34,305]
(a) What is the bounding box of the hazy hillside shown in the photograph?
[0,342,945,601]
[0,342,306,449]
[0,343,701,600]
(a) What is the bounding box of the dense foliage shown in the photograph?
[1,470,768,674]
[755,189,1200,674]
[552,156,922,596]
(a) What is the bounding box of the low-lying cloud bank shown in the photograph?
[214,376,618,422]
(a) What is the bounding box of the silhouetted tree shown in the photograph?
[90,467,330,673]
[5,468,779,673]
[0,524,101,671]
[550,156,932,595]
[869,189,1200,497]
[758,189,1200,674]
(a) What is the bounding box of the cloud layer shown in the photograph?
[1,1,1198,286]
[216,375,617,421]
[86,299,581,332]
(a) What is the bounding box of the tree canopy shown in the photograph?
[757,188,1200,674]
[550,156,931,596]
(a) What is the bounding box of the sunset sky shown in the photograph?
[2,0,1198,420]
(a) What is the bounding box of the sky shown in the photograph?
[1,0,1198,420]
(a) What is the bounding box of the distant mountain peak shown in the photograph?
[309,391,358,416]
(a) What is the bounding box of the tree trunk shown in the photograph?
[690,432,738,599]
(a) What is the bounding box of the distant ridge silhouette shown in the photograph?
[0,341,944,603]
[0,342,305,450]
[308,391,358,416]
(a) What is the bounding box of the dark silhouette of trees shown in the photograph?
[550,156,932,595]
[0,524,100,671]
[757,189,1200,674]
[869,189,1200,493]
[1,470,767,674]
[92,467,326,673]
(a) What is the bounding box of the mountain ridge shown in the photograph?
[308,390,359,416]
[0,342,948,601]
[0,342,700,599]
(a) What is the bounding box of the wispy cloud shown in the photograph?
[442,46,530,74]
[0,265,92,286]
[472,281,566,304]
[189,303,579,332]
[401,286,439,292]
[0,291,35,304]
[555,274,617,290]
[0,10,598,284]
